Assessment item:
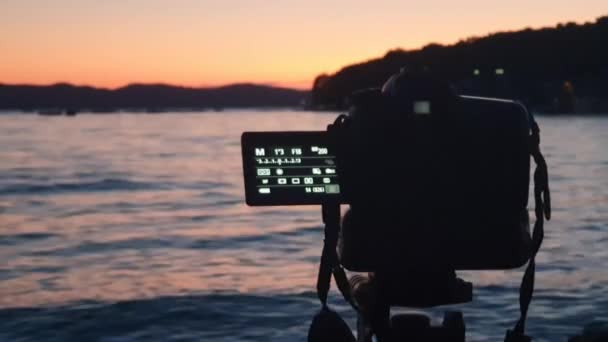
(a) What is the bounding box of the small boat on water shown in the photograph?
[37,108,78,116]
[37,109,62,116]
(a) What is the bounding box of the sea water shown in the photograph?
[0,111,607,341]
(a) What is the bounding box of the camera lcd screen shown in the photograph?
[241,131,342,206]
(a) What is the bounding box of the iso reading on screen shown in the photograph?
[241,131,342,205]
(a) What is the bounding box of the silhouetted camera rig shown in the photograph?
[241,69,551,341]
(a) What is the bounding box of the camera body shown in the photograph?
[242,70,534,272]
[335,71,532,271]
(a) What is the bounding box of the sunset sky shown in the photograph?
[1,0,606,89]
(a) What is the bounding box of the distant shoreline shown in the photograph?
[1,108,606,116]
[0,83,310,112]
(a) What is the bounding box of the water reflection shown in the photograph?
[0,112,607,341]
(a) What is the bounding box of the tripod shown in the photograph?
[317,202,473,342]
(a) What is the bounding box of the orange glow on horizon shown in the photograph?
[1,0,606,90]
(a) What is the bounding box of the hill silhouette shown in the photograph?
[312,15,608,113]
[0,83,308,112]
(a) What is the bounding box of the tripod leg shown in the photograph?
[370,301,391,342]
[357,313,373,342]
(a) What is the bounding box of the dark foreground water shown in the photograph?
[0,111,607,341]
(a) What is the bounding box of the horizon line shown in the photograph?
[0,81,312,92]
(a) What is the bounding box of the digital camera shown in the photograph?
[242,69,535,272]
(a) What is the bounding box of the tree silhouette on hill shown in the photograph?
[312,16,608,113]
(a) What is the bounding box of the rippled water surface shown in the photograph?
[1,111,607,341]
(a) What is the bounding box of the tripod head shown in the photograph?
[309,202,473,342]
